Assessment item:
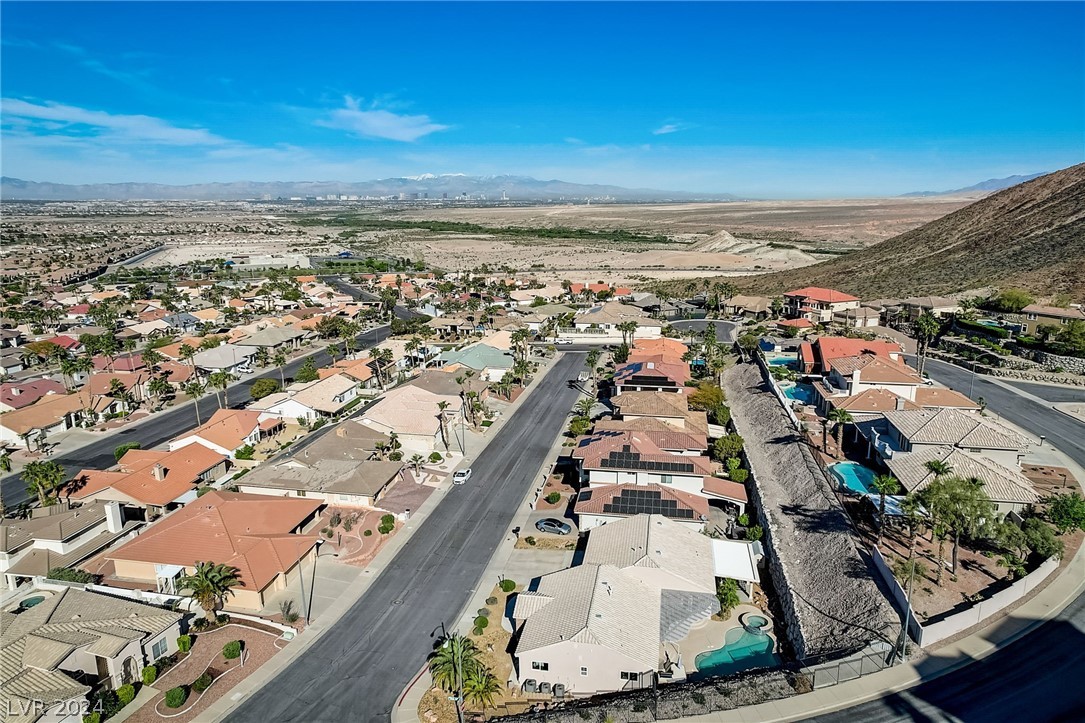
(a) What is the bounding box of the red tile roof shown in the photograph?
[784,287,859,303]
[0,379,66,410]
[69,444,228,507]
[778,318,815,328]
[575,483,709,521]
[701,476,749,504]
[572,430,714,475]
[107,490,321,592]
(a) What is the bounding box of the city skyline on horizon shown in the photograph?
[2,1,1082,198]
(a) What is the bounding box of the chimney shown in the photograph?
[104,501,123,533]
[895,396,906,411]
[152,463,165,481]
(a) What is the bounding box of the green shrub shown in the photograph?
[499,579,516,593]
[363,529,373,537]
[428,452,443,463]
[141,664,157,686]
[473,615,489,629]
[114,441,141,462]
[329,512,342,528]
[545,491,561,504]
[234,444,255,460]
[378,513,395,534]
[486,596,498,606]
[525,535,537,546]
[692,692,706,705]
[193,672,213,693]
[472,626,484,636]
[477,608,490,618]
[116,683,136,706]
[223,640,242,660]
[83,714,101,723]
[177,634,192,653]
[47,567,98,584]
[196,486,213,497]
[746,525,764,542]
[164,686,188,709]
[216,614,230,626]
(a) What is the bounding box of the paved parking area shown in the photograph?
[260,557,361,623]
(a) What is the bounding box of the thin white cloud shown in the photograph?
[652,123,681,135]
[1,98,229,146]
[317,96,448,142]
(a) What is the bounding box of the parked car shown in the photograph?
[452,468,473,485]
[555,338,573,345]
[535,518,572,535]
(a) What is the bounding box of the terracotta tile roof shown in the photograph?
[632,337,688,357]
[613,391,689,418]
[913,388,981,410]
[107,490,321,592]
[85,371,148,395]
[593,417,708,452]
[804,337,903,373]
[829,388,920,413]
[45,335,81,350]
[778,318,815,328]
[701,476,749,504]
[175,408,262,452]
[92,354,145,372]
[0,379,66,410]
[69,444,227,507]
[827,354,922,384]
[0,392,90,435]
[784,287,859,303]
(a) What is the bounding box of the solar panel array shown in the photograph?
[601,488,695,519]
[598,451,696,473]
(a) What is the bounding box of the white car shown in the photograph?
[452,468,473,485]
[555,339,573,345]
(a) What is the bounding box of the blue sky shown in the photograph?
[2,1,1082,197]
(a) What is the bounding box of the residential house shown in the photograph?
[592,417,708,455]
[631,338,689,358]
[911,387,982,412]
[783,287,860,323]
[0,587,183,717]
[0,391,124,449]
[168,408,282,458]
[0,349,24,375]
[318,357,379,390]
[237,458,404,508]
[797,337,904,375]
[161,312,202,334]
[812,353,924,414]
[574,484,710,531]
[438,344,515,382]
[571,302,663,340]
[67,445,230,514]
[357,384,461,455]
[106,490,322,609]
[239,326,307,353]
[512,515,749,695]
[191,343,258,375]
[612,357,690,395]
[724,295,773,320]
[0,502,138,590]
[871,407,1029,469]
[611,392,709,435]
[1019,304,1085,336]
[833,306,881,329]
[0,379,66,413]
[897,296,962,320]
[250,373,359,424]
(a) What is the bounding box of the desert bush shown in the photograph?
[485,596,498,606]
[116,684,136,706]
[177,634,192,653]
[223,640,242,660]
[499,579,517,593]
[193,672,213,693]
[363,529,373,536]
[164,686,188,709]
[545,491,561,504]
[142,664,157,685]
[279,600,300,624]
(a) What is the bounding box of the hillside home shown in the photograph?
[724,294,773,320]
[783,287,860,323]
[612,357,690,395]
[897,296,962,320]
[884,445,1038,515]
[0,587,183,716]
[571,302,663,340]
[106,490,322,609]
[812,353,924,414]
[1019,304,1085,336]
[797,337,904,375]
[611,392,709,435]
[857,407,1028,470]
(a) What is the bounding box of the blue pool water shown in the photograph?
[692,626,779,679]
[782,383,816,405]
[829,462,878,495]
[767,357,797,368]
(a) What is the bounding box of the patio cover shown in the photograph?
[711,539,760,583]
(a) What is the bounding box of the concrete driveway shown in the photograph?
[261,556,361,624]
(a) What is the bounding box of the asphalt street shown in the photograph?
[669,318,742,344]
[805,356,1085,722]
[1003,379,1085,403]
[225,352,587,723]
[0,324,393,509]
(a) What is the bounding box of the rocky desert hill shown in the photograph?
[733,163,1085,299]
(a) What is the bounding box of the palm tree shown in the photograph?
[436,401,451,451]
[585,348,601,381]
[180,561,242,621]
[828,408,854,455]
[373,442,390,461]
[924,459,953,479]
[23,460,65,507]
[147,375,172,410]
[914,311,941,377]
[273,351,288,386]
[462,666,502,716]
[183,381,208,426]
[870,474,901,541]
[428,633,483,723]
[926,476,993,575]
[408,454,425,474]
[574,397,595,419]
[179,343,197,367]
[208,371,233,409]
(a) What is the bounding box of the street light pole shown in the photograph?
[968,361,977,399]
[307,539,323,623]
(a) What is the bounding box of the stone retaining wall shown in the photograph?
[723,363,899,660]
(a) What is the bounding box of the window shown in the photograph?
[296,490,307,497]
[620,672,640,681]
[660,474,673,484]
[580,666,588,676]
[531,661,549,671]
[969,448,981,453]
[1027,313,1038,320]
[151,638,167,660]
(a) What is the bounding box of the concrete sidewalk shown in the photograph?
[201,352,562,722]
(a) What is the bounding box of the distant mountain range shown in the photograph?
[0,174,741,202]
[744,164,1085,298]
[901,172,1047,197]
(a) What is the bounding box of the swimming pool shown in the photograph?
[828,461,878,495]
[782,383,816,405]
[767,357,797,368]
[692,626,779,679]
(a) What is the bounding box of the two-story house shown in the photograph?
[783,287,860,323]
